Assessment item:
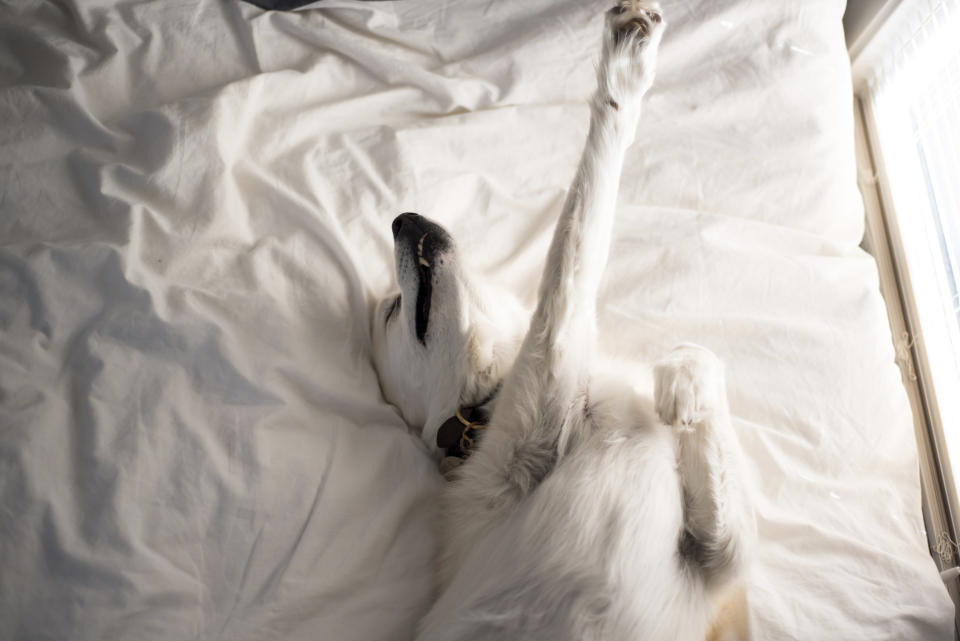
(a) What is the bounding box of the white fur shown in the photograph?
[370,4,755,639]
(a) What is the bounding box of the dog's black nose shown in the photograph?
[392,212,423,239]
[391,212,453,255]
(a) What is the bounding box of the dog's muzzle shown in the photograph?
[392,212,453,345]
[392,212,453,263]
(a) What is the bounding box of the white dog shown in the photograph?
[371,3,754,640]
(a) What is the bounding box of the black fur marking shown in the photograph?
[415,264,432,344]
[437,415,467,449]
[679,529,700,563]
[678,525,739,583]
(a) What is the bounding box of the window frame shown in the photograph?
[848,2,960,614]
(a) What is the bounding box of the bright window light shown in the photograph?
[868,0,960,480]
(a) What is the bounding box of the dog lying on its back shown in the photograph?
[370,3,755,639]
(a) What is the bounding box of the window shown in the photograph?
[851,0,960,596]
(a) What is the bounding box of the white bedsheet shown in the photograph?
[0,0,952,639]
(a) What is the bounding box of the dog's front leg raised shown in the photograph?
[494,2,667,460]
[437,3,666,588]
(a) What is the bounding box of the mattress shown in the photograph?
[0,0,952,639]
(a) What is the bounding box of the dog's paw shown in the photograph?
[654,343,725,429]
[600,1,665,103]
[609,0,664,46]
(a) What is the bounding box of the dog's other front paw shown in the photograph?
[599,1,666,105]
[653,343,725,429]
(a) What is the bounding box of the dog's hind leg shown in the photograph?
[437,2,667,587]
[654,344,755,590]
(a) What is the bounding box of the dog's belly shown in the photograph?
[419,421,709,641]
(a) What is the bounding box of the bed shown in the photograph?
[0,0,953,639]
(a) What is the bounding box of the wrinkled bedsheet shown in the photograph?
[0,0,952,639]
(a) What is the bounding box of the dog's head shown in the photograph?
[370,212,525,450]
